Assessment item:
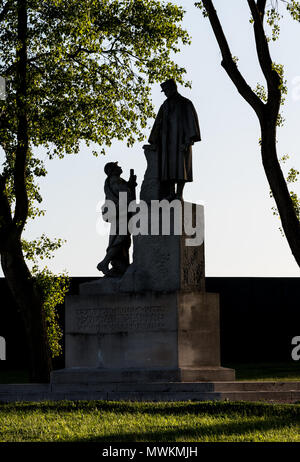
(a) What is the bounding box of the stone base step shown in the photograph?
[0,382,299,403]
[213,381,300,392]
[51,367,235,384]
[50,381,300,392]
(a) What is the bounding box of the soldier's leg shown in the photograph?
[97,234,131,276]
[111,234,131,275]
[97,234,119,274]
[97,246,119,274]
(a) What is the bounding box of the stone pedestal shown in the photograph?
[139,145,161,202]
[140,145,170,202]
[80,202,205,294]
[54,290,234,383]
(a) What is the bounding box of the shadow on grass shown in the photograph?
[0,400,299,418]
[79,415,297,442]
[1,413,297,443]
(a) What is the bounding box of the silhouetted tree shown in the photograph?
[197,0,300,268]
[0,0,190,381]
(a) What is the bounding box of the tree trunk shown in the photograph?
[0,0,52,382]
[260,120,300,267]
[1,238,52,382]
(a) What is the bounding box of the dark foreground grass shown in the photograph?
[225,362,300,382]
[0,370,29,384]
[0,401,299,442]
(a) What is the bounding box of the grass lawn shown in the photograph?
[0,401,299,442]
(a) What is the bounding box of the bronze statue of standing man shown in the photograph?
[148,79,201,200]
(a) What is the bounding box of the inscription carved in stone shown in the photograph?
[74,305,167,333]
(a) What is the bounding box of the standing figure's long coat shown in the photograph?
[148,92,201,182]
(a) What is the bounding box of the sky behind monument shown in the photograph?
[3,0,300,277]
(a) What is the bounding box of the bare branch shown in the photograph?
[202,0,264,119]
[257,0,267,19]
[247,0,281,93]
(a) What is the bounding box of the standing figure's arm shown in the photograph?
[182,101,201,150]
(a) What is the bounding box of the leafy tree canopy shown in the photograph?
[1,0,190,158]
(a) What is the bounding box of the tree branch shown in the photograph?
[13,0,29,231]
[247,0,281,93]
[202,0,264,120]
[0,173,11,223]
[0,173,14,251]
[257,0,267,20]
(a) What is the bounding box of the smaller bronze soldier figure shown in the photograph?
[148,78,201,200]
[97,162,137,277]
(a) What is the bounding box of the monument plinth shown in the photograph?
[62,286,233,382]
[52,199,234,384]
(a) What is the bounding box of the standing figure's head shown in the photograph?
[104,161,122,177]
[161,78,178,98]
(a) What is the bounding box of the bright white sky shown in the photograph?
[5,0,300,277]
